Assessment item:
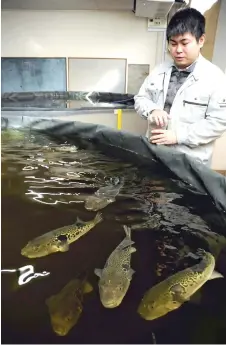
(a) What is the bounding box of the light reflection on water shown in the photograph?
[2,130,225,255]
[1,130,225,256]
[1,265,50,286]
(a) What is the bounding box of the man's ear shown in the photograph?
[199,34,206,48]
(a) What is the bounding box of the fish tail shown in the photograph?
[93,212,103,225]
[123,225,131,239]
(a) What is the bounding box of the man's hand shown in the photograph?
[149,110,171,128]
[150,129,177,145]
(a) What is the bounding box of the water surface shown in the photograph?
[2,129,226,344]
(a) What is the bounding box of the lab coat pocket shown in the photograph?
[147,82,163,104]
[219,97,226,108]
[182,96,209,123]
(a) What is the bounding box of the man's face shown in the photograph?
[168,32,205,68]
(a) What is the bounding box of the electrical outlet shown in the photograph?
[148,17,167,28]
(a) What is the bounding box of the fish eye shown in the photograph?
[64,316,71,322]
[148,303,155,310]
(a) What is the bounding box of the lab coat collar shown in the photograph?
[158,54,206,81]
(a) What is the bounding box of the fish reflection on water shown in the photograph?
[2,129,226,343]
[21,212,103,258]
[46,277,93,336]
[130,213,161,231]
[95,225,136,308]
[138,249,224,321]
[84,177,124,211]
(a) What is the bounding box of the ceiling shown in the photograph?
[1,0,188,19]
[1,0,135,11]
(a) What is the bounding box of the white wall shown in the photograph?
[1,10,158,69]
[212,0,226,73]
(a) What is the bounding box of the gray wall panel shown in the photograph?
[1,58,67,93]
[68,58,126,93]
[127,63,149,94]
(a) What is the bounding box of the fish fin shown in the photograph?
[208,270,224,280]
[122,266,135,279]
[94,268,102,278]
[83,281,93,294]
[59,242,69,252]
[129,246,137,254]
[128,268,135,279]
[94,212,103,225]
[170,283,187,304]
[122,239,135,248]
[123,225,131,239]
[76,216,85,225]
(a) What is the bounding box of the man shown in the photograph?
[134,7,226,166]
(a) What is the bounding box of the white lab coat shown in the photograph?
[134,54,226,166]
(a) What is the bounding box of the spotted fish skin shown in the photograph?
[21,212,103,258]
[138,249,223,321]
[94,225,136,308]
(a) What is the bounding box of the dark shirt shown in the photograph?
[163,62,196,114]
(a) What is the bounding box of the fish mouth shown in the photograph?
[138,306,166,321]
[53,327,69,336]
[21,248,29,257]
[85,205,96,211]
[137,306,153,320]
[21,249,33,258]
[101,300,120,308]
[21,244,34,258]
[138,312,158,321]
[84,202,101,211]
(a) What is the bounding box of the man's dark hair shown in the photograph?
[166,8,205,42]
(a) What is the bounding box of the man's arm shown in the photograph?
[176,77,226,148]
[134,74,162,120]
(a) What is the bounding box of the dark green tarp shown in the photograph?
[1,91,135,109]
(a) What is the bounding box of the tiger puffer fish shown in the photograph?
[94,225,136,308]
[21,212,103,258]
[46,277,93,336]
[84,178,124,211]
[138,249,223,321]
